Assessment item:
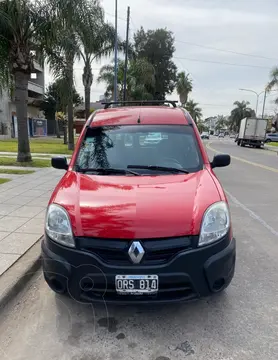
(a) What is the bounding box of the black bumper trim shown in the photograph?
[41,235,236,304]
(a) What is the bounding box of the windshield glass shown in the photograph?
[75,125,203,174]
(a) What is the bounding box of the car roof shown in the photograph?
[87,106,192,127]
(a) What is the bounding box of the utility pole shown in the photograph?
[261,90,267,119]
[123,6,130,102]
[113,0,118,102]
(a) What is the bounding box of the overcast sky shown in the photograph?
[45,0,278,118]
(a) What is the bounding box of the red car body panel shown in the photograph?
[49,168,221,239]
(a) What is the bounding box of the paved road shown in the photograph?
[1,139,278,360]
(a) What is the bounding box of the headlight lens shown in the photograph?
[199,201,230,247]
[45,204,75,248]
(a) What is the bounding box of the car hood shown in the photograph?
[50,170,221,239]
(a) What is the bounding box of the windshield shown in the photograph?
[75,125,203,175]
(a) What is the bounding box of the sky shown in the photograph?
[44,0,278,119]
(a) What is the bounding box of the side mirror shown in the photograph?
[51,157,68,170]
[211,154,230,168]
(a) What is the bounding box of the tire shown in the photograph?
[237,140,240,146]
[240,141,245,147]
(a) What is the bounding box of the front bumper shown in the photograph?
[41,234,236,304]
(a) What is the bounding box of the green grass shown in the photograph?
[0,138,73,155]
[269,142,278,147]
[0,169,35,175]
[0,178,11,184]
[0,157,51,167]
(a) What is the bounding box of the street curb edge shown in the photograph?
[264,146,278,153]
[0,238,42,312]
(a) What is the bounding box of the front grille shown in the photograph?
[79,276,197,303]
[76,236,198,265]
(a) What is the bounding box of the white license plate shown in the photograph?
[115,275,158,295]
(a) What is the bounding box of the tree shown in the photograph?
[46,0,88,151]
[97,58,155,101]
[76,1,118,120]
[266,66,278,106]
[176,72,192,106]
[215,115,228,132]
[133,27,177,99]
[229,101,255,132]
[184,100,203,122]
[0,0,53,162]
[40,79,82,139]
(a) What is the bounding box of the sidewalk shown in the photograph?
[0,151,71,157]
[0,151,71,160]
[264,144,278,153]
[0,168,63,276]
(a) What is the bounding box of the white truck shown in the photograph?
[236,117,267,148]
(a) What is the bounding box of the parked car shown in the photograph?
[200,131,210,140]
[42,100,235,304]
[218,133,224,138]
[265,133,278,143]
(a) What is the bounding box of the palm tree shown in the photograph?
[176,72,192,106]
[266,67,278,92]
[184,100,202,122]
[46,0,88,151]
[215,115,228,132]
[75,2,119,119]
[97,60,124,100]
[229,101,255,132]
[0,0,53,162]
[97,58,155,101]
[266,66,278,106]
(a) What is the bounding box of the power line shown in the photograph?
[174,40,278,62]
[104,10,278,62]
[173,56,271,69]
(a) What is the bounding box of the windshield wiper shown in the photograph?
[127,165,189,174]
[77,167,141,176]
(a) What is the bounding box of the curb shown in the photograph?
[0,238,42,311]
[264,145,278,153]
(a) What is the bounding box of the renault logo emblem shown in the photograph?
[128,241,145,264]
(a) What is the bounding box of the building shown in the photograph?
[204,116,218,134]
[0,59,45,138]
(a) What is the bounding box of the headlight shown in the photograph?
[45,204,75,248]
[199,201,230,247]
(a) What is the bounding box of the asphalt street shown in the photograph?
[1,138,278,360]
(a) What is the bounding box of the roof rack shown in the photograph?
[101,100,178,109]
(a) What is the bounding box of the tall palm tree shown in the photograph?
[229,100,255,132]
[76,2,118,119]
[184,100,202,122]
[176,72,193,106]
[46,0,87,151]
[0,0,53,162]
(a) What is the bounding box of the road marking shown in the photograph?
[207,141,278,173]
[225,190,278,238]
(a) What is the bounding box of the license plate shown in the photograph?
[115,275,158,295]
